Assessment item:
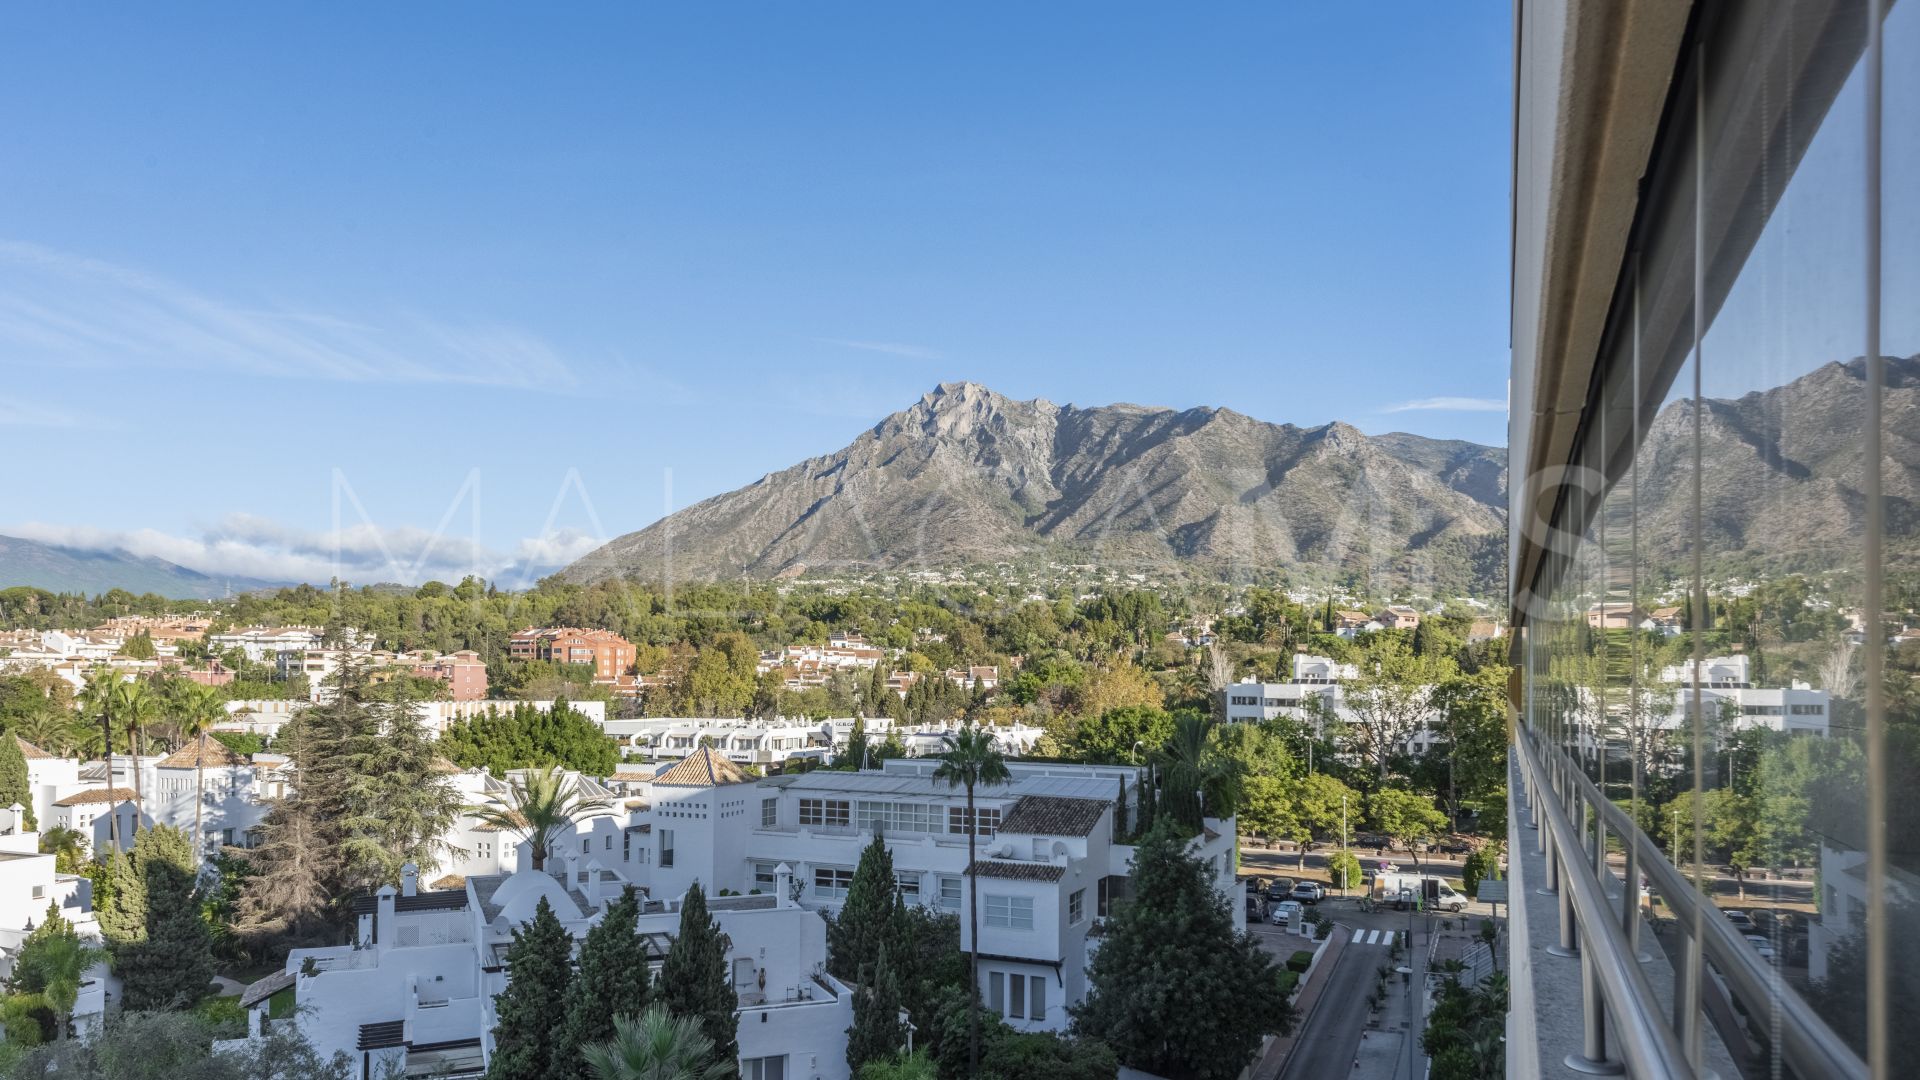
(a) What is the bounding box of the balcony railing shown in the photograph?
[1514,729,1865,1079]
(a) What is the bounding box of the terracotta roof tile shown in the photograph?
[14,737,51,761]
[54,787,137,807]
[967,860,1064,882]
[995,795,1107,838]
[651,747,750,787]
[157,741,248,769]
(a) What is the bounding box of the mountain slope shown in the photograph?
[0,535,287,599]
[1636,355,1920,576]
[567,383,1510,591]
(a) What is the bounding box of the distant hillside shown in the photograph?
[0,535,289,600]
[567,382,1511,593]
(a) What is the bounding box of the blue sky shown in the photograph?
[0,4,1513,586]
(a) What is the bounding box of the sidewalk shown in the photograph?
[1250,924,1349,1080]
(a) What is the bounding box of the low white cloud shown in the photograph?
[1380,396,1508,414]
[0,240,576,390]
[4,517,606,589]
[816,338,944,361]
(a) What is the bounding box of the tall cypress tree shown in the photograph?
[0,736,34,830]
[487,896,574,1080]
[96,848,145,946]
[657,883,737,1072]
[826,830,898,984]
[845,942,907,1075]
[115,825,215,1009]
[556,886,652,1075]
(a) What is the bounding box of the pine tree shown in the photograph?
[556,885,652,1075]
[96,848,145,946]
[1070,819,1291,1080]
[115,825,216,1009]
[657,883,738,1071]
[487,896,574,1080]
[845,943,908,1075]
[339,684,461,886]
[0,735,35,830]
[827,830,899,985]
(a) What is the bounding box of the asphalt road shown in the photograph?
[1273,925,1377,1080]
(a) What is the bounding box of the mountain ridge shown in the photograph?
[567,382,1512,592]
[0,534,290,600]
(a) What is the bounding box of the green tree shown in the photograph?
[828,831,900,986]
[36,822,86,876]
[487,895,574,1080]
[1333,637,1453,785]
[1327,849,1365,895]
[120,632,156,661]
[932,724,1010,1075]
[656,883,738,1072]
[1367,789,1449,870]
[115,825,216,1010]
[7,1008,356,1079]
[846,943,909,1075]
[11,902,104,1042]
[96,848,145,946]
[1461,843,1503,900]
[582,1006,732,1080]
[1149,712,1241,833]
[1071,818,1288,1080]
[341,684,463,884]
[438,702,620,776]
[0,733,35,830]
[1067,705,1174,764]
[467,766,613,873]
[558,886,653,1076]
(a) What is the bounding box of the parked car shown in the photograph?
[1434,837,1473,855]
[1244,876,1268,896]
[1246,894,1269,921]
[1744,934,1777,963]
[1289,882,1325,905]
[1269,900,1304,926]
[1723,910,1756,931]
[1266,878,1295,902]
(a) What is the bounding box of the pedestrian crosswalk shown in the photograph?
[1349,928,1397,946]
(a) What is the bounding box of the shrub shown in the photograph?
[1286,950,1314,973]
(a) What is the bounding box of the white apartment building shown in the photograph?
[1656,655,1831,735]
[1222,654,1359,725]
[214,698,605,741]
[0,815,107,1038]
[15,737,80,831]
[626,749,1238,1035]
[1809,842,1919,983]
[240,861,852,1080]
[206,626,327,665]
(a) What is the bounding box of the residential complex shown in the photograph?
[507,627,635,682]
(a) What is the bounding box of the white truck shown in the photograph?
[1369,871,1468,912]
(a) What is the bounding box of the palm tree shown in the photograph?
[107,678,158,836]
[13,709,74,759]
[37,827,89,874]
[583,1006,731,1080]
[1150,711,1242,834]
[467,766,612,872]
[173,680,228,858]
[76,670,122,852]
[35,936,105,1041]
[933,723,1010,1075]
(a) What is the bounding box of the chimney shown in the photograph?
[375,885,397,953]
[401,862,419,897]
[775,863,794,908]
[6,804,22,836]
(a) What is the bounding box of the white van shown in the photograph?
[1370,872,1467,912]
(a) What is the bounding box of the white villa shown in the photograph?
[0,810,107,1038]
[239,860,852,1080]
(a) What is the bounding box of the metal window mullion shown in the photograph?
[1861,3,1888,1078]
